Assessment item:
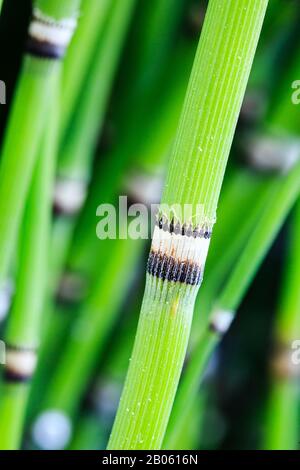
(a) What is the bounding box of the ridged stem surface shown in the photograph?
[108,0,268,449]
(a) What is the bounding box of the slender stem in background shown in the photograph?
[108,0,268,450]
[58,0,137,184]
[65,0,187,278]
[264,201,300,450]
[0,95,58,450]
[165,28,300,445]
[216,165,300,314]
[191,169,274,342]
[60,0,112,139]
[165,159,300,448]
[49,0,137,291]
[28,3,191,435]
[31,47,193,449]
[0,0,80,284]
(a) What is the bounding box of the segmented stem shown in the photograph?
[108,0,268,449]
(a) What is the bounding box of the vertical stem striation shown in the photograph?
[0,0,80,284]
[0,95,58,449]
[264,202,300,450]
[166,159,300,448]
[108,0,268,449]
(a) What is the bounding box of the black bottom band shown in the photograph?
[147,250,202,285]
[26,38,65,59]
[4,370,32,383]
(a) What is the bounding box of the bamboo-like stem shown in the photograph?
[165,29,300,444]
[32,50,192,449]
[0,0,80,284]
[58,0,137,184]
[48,0,137,291]
[216,165,300,313]
[264,202,300,450]
[0,98,58,450]
[191,169,273,342]
[165,159,300,448]
[108,0,268,450]
[60,0,112,137]
[45,0,135,295]
[64,0,187,274]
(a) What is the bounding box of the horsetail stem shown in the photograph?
[164,21,300,442]
[48,0,137,291]
[63,0,186,249]
[32,48,193,449]
[108,0,268,450]
[191,169,274,342]
[166,159,300,447]
[58,0,137,184]
[215,163,300,315]
[0,0,80,284]
[0,96,58,450]
[60,0,112,138]
[264,202,300,450]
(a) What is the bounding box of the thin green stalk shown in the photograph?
[216,164,300,313]
[0,97,58,450]
[58,0,137,183]
[31,42,196,449]
[0,0,80,284]
[32,51,193,448]
[264,202,300,450]
[31,0,138,403]
[69,289,143,450]
[165,159,300,448]
[69,40,195,280]
[191,168,274,342]
[31,237,142,449]
[60,0,112,138]
[64,0,188,270]
[48,0,137,290]
[165,25,300,444]
[69,413,106,450]
[108,0,268,450]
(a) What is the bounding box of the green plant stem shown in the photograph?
[166,159,300,447]
[48,0,137,291]
[108,0,268,450]
[191,168,273,342]
[0,0,80,284]
[69,40,195,281]
[164,329,218,449]
[216,163,300,313]
[60,0,112,138]
[165,29,300,445]
[64,0,188,276]
[43,238,142,413]
[264,202,300,450]
[32,43,196,448]
[58,0,136,183]
[0,98,58,450]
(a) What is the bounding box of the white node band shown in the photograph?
[247,135,300,174]
[6,347,37,380]
[54,178,87,216]
[210,308,234,335]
